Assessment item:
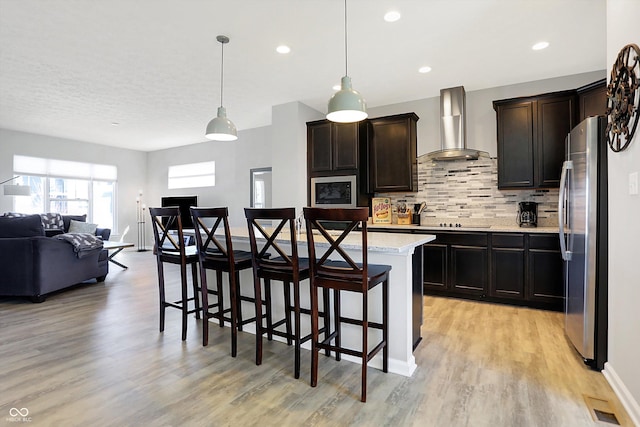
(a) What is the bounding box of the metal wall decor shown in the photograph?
[606,43,640,152]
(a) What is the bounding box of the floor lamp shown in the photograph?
[136,191,147,252]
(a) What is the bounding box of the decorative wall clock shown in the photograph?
[606,43,640,153]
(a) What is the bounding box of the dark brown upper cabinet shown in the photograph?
[307,120,364,176]
[493,91,577,189]
[368,113,419,193]
[577,78,607,121]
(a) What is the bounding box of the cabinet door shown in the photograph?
[450,245,488,296]
[423,243,447,291]
[368,114,418,192]
[578,79,607,121]
[491,248,525,299]
[536,94,576,187]
[308,121,332,173]
[496,101,535,188]
[333,123,359,170]
[528,234,564,308]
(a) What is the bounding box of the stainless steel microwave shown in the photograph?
[310,175,357,208]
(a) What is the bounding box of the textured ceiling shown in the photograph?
[0,0,606,152]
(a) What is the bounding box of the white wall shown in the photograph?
[368,71,605,157]
[0,129,146,239]
[145,124,273,231]
[604,1,640,424]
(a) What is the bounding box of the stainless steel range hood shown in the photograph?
[425,86,488,161]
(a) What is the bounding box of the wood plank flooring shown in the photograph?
[0,249,632,426]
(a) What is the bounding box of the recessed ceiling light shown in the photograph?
[384,11,401,22]
[276,45,291,54]
[111,122,120,126]
[532,41,549,51]
[418,66,432,74]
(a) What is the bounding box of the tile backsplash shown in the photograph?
[375,155,559,227]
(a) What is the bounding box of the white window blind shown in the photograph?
[13,155,117,180]
[168,161,215,189]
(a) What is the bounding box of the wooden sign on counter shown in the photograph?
[372,197,391,224]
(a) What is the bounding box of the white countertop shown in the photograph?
[228,227,435,254]
[368,223,559,234]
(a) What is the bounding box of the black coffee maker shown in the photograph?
[517,201,538,227]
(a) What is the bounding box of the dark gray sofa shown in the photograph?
[0,214,109,302]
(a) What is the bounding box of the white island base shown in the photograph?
[197,228,435,377]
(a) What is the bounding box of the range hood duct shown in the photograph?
[425,86,489,161]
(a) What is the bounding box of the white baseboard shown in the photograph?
[603,362,640,427]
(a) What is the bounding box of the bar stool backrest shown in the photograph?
[190,207,235,267]
[149,207,187,259]
[245,207,299,276]
[303,207,369,290]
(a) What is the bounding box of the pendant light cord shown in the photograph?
[220,41,225,108]
[344,0,348,76]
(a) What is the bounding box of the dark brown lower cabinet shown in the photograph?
[450,245,488,296]
[423,231,563,311]
[422,232,488,296]
[490,233,526,300]
[527,234,564,309]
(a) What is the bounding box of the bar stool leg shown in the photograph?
[383,280,389,373]
[283,280,293,346]
[361,291,368,402]
[334,290,341,362]
[235,271,244,332]
[229,268,239,357]
[216,270,224,327]
[292,280,301,378]
[200,264,210,346]
[265,278,273,340]
[157,262,166,333]
[310,283,319,388]
[254,274,263,366]
[181,262,188,341]
[191,263,201,320]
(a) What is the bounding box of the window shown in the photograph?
[12,155,117,230]
[168,161,215,189]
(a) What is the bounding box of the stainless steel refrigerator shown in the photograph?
[558,116,608,370]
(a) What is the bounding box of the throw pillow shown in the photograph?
[62,214,87,232]
[40,213,64,230]
[68,219,98,234]
[0,214,45,237]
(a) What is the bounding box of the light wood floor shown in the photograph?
[0,250,632,426]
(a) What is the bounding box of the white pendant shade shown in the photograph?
[205,35,237,141]
[206,106,238,141]
[326,76,367,123]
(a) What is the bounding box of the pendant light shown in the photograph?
[326,0,367,123]
[206,35,238,141]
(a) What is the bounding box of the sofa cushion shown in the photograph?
[0,214,45,237]
[68,219,97,234]
[40,213,65,230]
[3,212,29,218]
[62,214,87,231]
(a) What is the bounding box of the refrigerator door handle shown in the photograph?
[558,160,573,261]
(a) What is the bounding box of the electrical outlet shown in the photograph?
[630,172,639,195]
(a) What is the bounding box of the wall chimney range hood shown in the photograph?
[425,86,488,161]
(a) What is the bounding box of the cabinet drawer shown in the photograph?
[529,234,560,250]
[437,232,487,246]
[491,233,525,248]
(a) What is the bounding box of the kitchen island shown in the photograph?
[197,227,435,377]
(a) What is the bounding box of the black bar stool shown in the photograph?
[303,207,390,402]
[245,207,330,379]
[190,207,254,356]
[149,207,201,341]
